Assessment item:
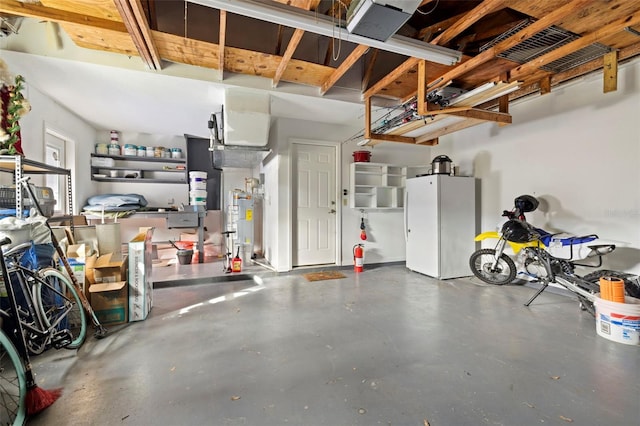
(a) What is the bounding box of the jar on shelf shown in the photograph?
[108,143,121,155]
[123,144,137,156]
[137,146,147,157]
[154,146,166,158]
[146,146,155,157]
[95,143,108,155]
[170,148,182,159]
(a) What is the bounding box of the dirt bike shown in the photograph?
[469,195,640,315]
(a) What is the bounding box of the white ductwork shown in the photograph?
[223,88,271,147]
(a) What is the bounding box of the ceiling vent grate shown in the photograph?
[481,20,611,73]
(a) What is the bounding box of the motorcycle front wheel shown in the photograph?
[469,249,517,285]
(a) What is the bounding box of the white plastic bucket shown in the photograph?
[189,180,207,190]
[189,189,207,198]
[594,294,640,345]
[189,171,207,180]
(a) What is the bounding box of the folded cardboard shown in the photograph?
[89,281,128,324]
[128,228,154,322]
[67,243,87,259]
[93,253,127,284]
[96,223,122,260]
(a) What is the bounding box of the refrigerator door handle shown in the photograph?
[404,189,409,242]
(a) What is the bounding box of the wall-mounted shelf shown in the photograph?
[90,153,187,184]
[349,162,407,209]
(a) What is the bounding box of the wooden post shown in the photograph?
[603,50,618,93]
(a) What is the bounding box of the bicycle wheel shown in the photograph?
[469,248,517,285]
[0,330,27,426]
[33,268,87,350]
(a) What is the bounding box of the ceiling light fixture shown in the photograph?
[189,0,462,65]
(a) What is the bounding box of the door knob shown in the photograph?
[329,209,336,214]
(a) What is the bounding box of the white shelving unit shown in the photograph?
[90,154,187,184]
[349,162,407,209]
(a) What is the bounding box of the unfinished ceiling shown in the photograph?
[2,0,640,145]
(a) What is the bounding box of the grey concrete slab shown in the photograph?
[28,265,639,426]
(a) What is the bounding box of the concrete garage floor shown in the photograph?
[28,264,638,426]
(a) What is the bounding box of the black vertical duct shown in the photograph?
[184,135,221,210]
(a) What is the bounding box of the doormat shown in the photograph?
[303,271,347,282]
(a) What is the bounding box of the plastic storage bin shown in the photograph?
[0,186,57,217]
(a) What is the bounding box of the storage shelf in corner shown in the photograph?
[91,153,186,164]
[91,176,187,184]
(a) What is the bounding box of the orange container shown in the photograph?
[600,276,625,303]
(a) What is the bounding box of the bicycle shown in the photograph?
[0,238,87,356]
[0,326,26,426]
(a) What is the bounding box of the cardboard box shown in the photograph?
[67,243,87,259]
[89,281,128,324]
[66,258,87,294]
[66,243,88,296]
[128,228,154,322]
[86,253,128,324]
[93,253,127,284]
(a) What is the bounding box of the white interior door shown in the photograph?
[44,131,66,214]
[292,143,337,266]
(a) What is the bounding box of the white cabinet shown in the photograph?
[405,175,476,279]
[349,162,406,209]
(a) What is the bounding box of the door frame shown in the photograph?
[289,138,342,269]
[43,123,76,214]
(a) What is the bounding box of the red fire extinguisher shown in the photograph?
[353,244,364,273]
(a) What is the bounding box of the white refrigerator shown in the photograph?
[404,175,476,279]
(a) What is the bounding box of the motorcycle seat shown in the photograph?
[535,228,598,247]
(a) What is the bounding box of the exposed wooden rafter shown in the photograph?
[431,0,506,46]
[3,0,640,147]
[427,0,596,91]
[272,28,305,88]
[218,10,227,79]
[321,45,368,95]
[113,0,161,70]
[510,10,640,80]
[0,0,124,31]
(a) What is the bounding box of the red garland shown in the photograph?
[1,83,24,155]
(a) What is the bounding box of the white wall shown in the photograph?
[262,117,435,271]
[433,60,640,275]
[91,130,189,208]
[339,139,432,265]
[14,83,96,214]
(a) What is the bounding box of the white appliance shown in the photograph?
[347,0,422,41]
[404,175,476,279]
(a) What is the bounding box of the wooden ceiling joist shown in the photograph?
[218,10,227,79]
[321,44,368,95]
[431,0,506,46]
[427,0,597,92]
[113,0,161,70]
[0,0,125,32]
[273,28,305,88]
[510,10,640,80]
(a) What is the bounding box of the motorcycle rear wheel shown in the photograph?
[469,249,517,285]
[582,270,640,299]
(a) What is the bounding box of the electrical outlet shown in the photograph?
[168,198,174,205]
[343,199,347,206]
